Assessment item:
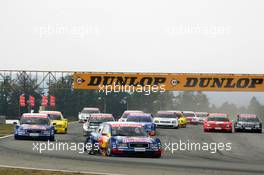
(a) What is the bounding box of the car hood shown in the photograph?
[114,136,154,143]
[238,122,259,125]
[207,121,230,124]
[51,120,64,125]
[20,124,49,130]
[154,118,177,122]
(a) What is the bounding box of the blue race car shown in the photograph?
[85,122,162,158]
[126,113,156,136]
[14,113,55,141]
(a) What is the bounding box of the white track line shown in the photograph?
[0,164,126,175]
[0,121,78,140]
[0,134,13,139]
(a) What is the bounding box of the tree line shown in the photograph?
[0,75,264,121]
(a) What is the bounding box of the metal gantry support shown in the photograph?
[0,70,74,93]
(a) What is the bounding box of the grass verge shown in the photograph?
[0,167,98,175]
[0,124,14,137]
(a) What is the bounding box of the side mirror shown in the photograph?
[84,119,87,122]
[13,122,17,125]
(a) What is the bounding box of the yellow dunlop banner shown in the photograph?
[73,72,264,92]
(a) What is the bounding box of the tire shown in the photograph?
[257,129,262,133]
[64,128,67,134]
[86,138,96,155]
[49,136,55,141]
[14,135,20,140]
[106,143,112,157]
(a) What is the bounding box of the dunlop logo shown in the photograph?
[184,78,263,89]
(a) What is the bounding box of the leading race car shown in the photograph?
[83,113,115,136]
[182,111,199,125]
[40,111,68,134]
[154,111,180,128]
[126,113,156,136]
[14,113,55,141]
[204,113,232,133]
[85,122,162,158]
[118,110,144,122]
[78,107,100,123]
[234,114,262,133]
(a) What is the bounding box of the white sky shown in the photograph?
[1,0,264,73]
[1,0,264,106]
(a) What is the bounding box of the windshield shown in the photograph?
[112,126,147,136]
[196,113,208,118]
[121,112,143,119]
[82,109,99,114]
[208,117,229,122]
[127,117,152,122]
[20,117,50,125]
[48,114,61,120]
[238,117,259,122]
[157,114,179,119]
[183,113,195,117]
[90,117,114,123]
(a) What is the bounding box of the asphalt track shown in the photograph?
[0,122,264,175]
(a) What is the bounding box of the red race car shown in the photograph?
[204,113,232,133]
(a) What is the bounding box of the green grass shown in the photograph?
[0,124,14,137]
[0,168,96,175]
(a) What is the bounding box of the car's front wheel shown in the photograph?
[49,136,55,141]
[106,144,112,157]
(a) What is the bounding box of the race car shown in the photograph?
[85,122,162,158]
[182,111,199,125]
[78,107,100,123]
[203,113,232,133]
[154,111,180,128]
[234,114,262,133]
[118,110,144,122]
[83,113,115,136]
[14,113,55,141]
[126,113,156,136]
[195,112,209,124]
[40,111,68,134]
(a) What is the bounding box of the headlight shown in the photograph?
[117,143,127,148]
[150,142,161,149]
[207,124,211,127]
[43,130,50,135]
[172,120,177,124]
[17,129,25,134]
[226,124,230,128]
[255,124,260,128]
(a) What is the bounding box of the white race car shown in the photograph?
[78,107,100,123]
[154,111,179,129]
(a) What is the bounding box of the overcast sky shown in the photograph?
[1,0,264,73]
[1,0,264,106]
